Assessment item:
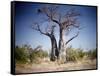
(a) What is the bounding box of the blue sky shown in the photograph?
[15,2,97,51]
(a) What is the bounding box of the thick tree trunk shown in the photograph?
[50,35,59,61]
[58,28,66,62]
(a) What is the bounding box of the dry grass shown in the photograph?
[15,58,97,74]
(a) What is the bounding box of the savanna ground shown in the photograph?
[15,46,97,74]
[16,58,97,74]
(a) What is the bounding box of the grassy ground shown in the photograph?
[15,58,97,74]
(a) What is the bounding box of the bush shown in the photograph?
[66,47,85,61]
[87,49,97,59]
[76,48,86,59]
[15,46,29,63]
[15,45,49,64]
[66,48,77,61]
[30,50,48,63]
[66,46,97,62]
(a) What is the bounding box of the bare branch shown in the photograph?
[65,8,80,18]
[37,6,60,25]
[52,19,60,25]
[45,25,56,35]
[51,25,56,34]
[60,8,80,30]
[58,13,62,22]
[32,22,57,38]
[32,23,49,36]
[33,45,42,51]
[61,17,80,30]
[65,32,79,45]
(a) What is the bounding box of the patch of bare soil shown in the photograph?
[15,59,97,74]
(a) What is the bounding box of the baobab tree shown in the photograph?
[32,5,81,62]
[32,22,59,61]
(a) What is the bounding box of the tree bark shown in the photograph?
[49,34,59,61]
[58,28,65,61]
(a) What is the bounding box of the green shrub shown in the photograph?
[66,46,97,61]
[66,47,85,61]
[87,49,97,59]
[66,48,77,61]
[30,50,48,63]
[15,46,29,63]
[76,48,86,59]
[15,45,49,64]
